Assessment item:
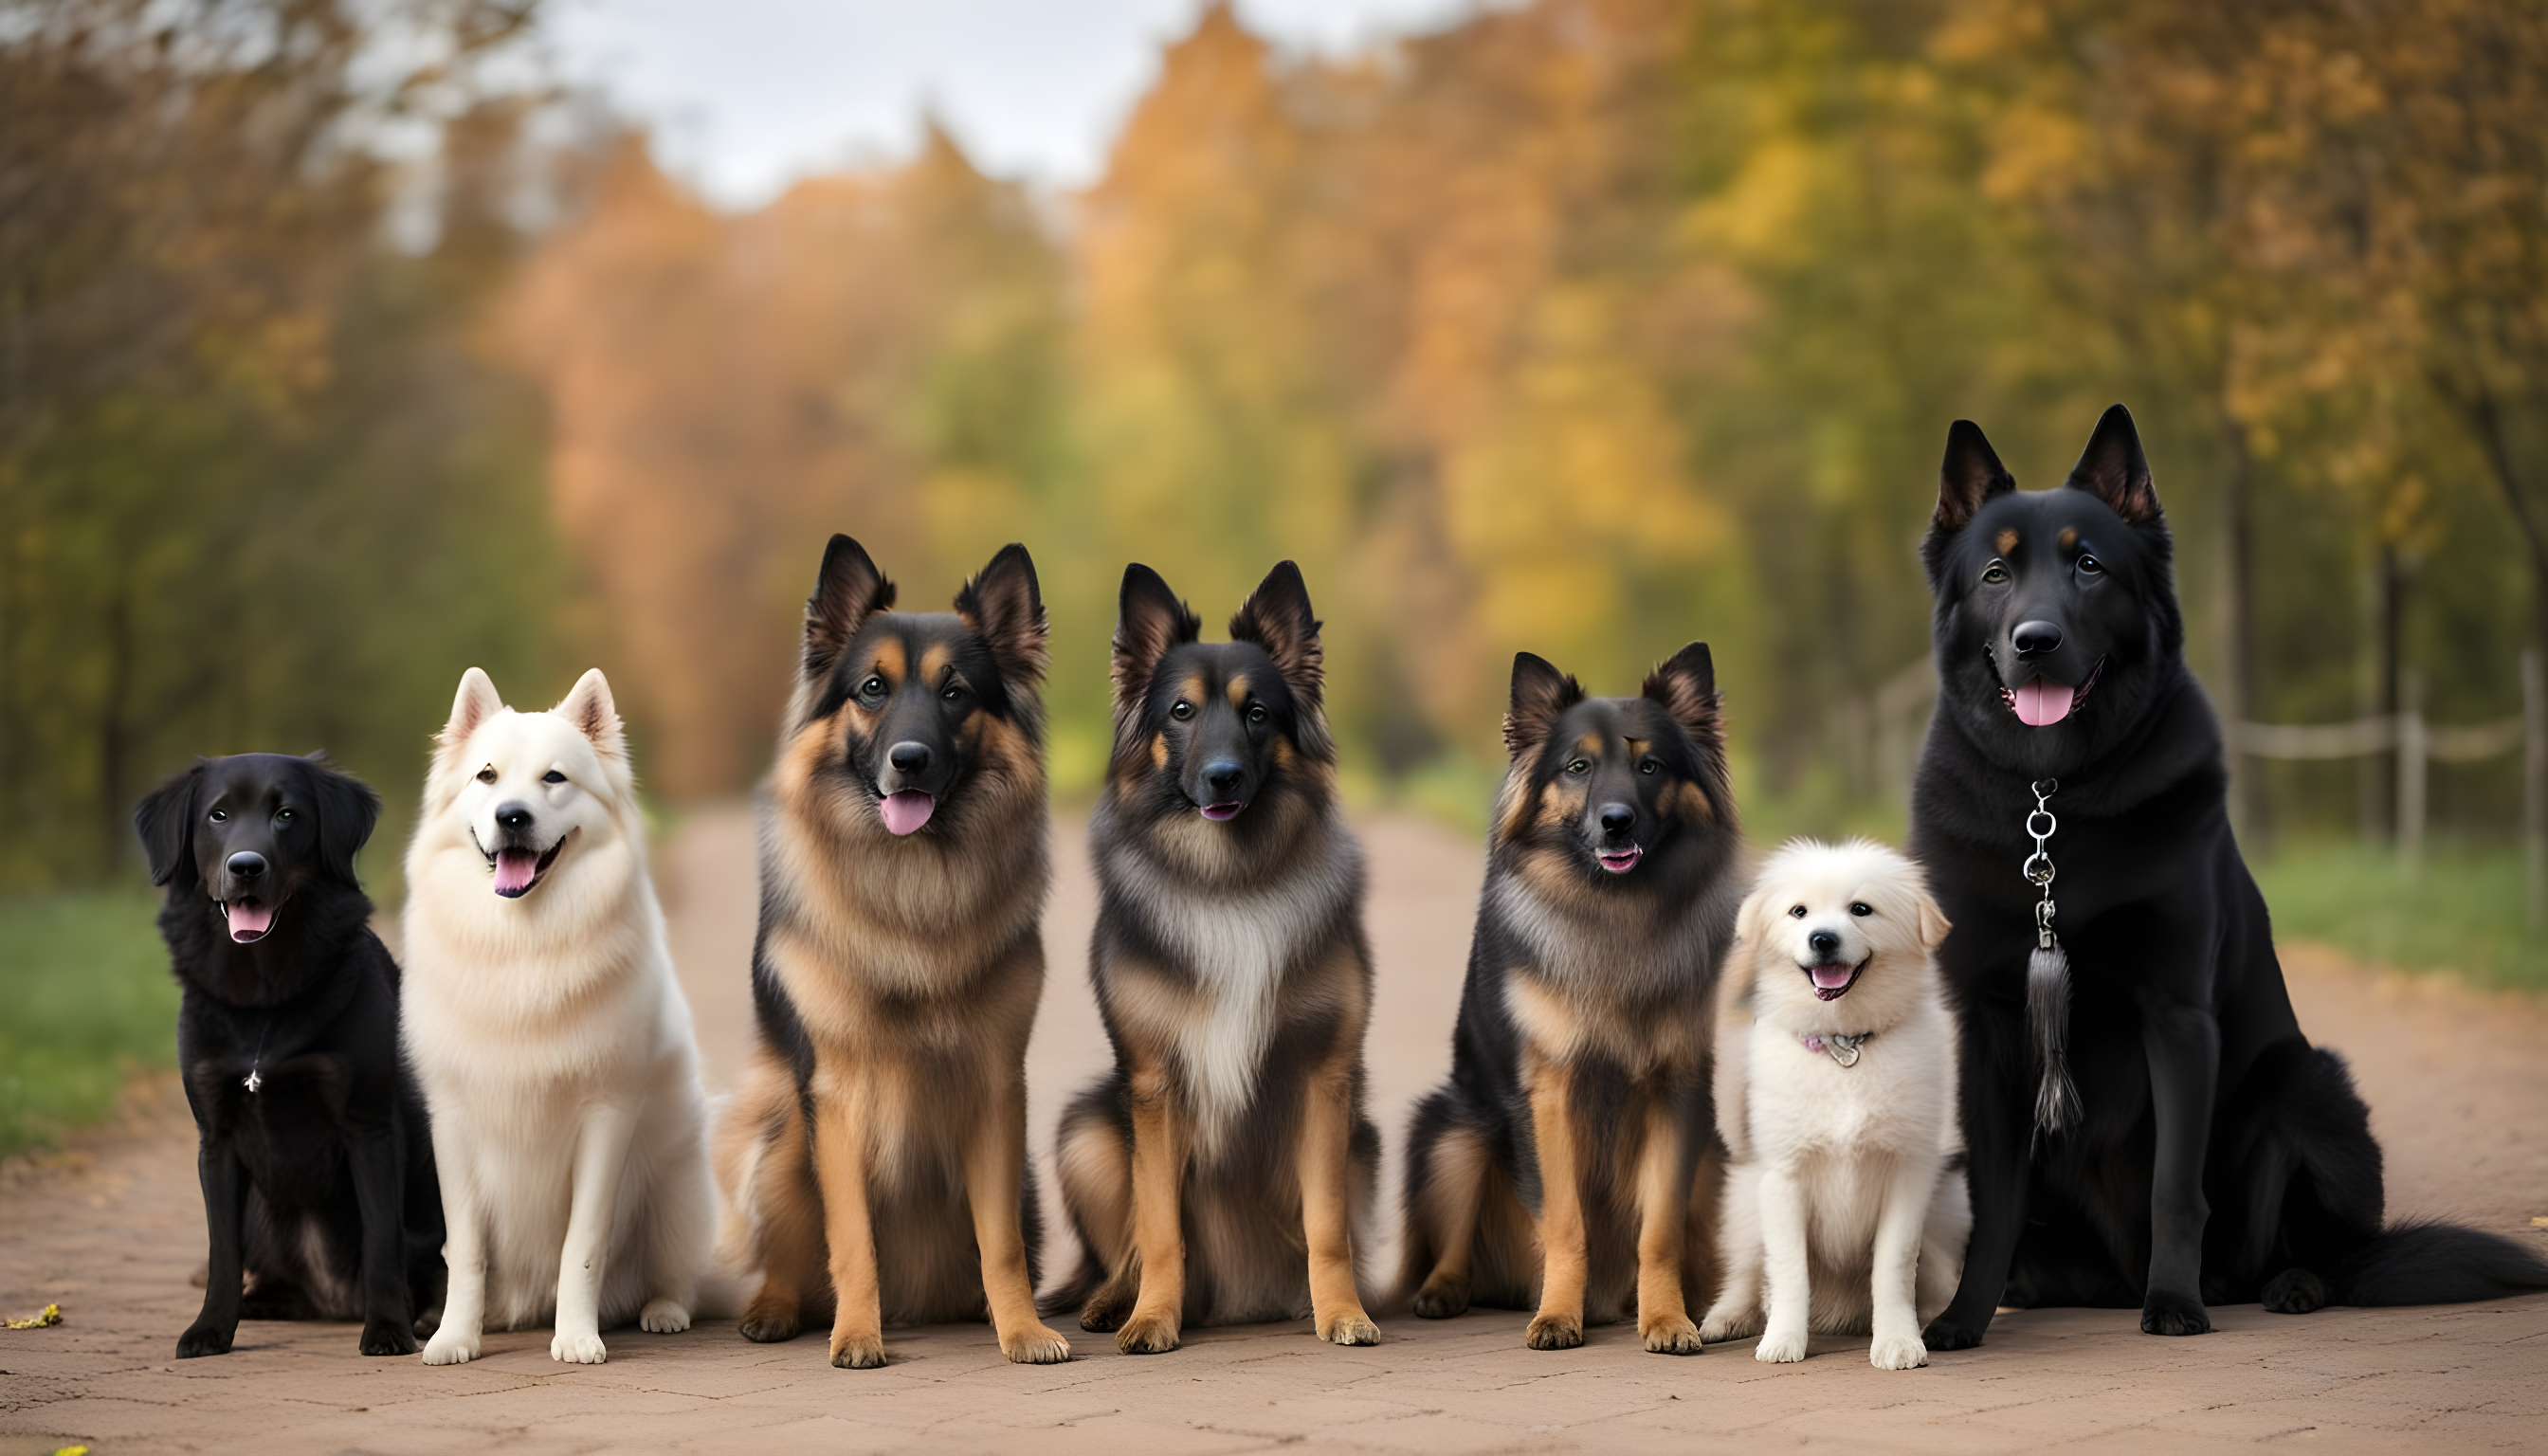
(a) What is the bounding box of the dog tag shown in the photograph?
[244,1068,262,1094]
[1824,1033,1864,1068]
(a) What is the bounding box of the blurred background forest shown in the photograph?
[5,0,2545,937]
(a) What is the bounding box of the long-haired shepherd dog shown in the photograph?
[1046,560,1383,1355]
[1913,405,2548,1350]
[1397,646,1741,1354]
[715,535,1071,1369]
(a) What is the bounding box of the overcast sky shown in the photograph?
[543,0,1479,209]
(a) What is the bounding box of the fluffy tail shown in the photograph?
[2335,1220,2548,1307]
[1036,1247,1107,1320]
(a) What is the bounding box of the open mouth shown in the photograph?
[879,790,937,836]
[222,898,277,944]
[478,830,569,898]
[1802,957,1866,1002]
[1596,845,1643,875]
[1198,801,1244,822]
[1999,656,2105,728]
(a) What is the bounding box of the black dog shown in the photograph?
[1911,405,2548,1348]
[135,753,444,1357]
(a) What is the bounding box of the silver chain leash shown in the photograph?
[2022,776,2080,1134]
[2025,777,2058,948]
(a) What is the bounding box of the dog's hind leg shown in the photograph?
[1404,1110,1487,1319]
[969,1071,1071,1363]
[1050,1088,1138,1330]
[737,1091,824,1343]
[1299,1034,1380,1347]
[553,1101,636,1364]
[1634,1101,1702,1355]
[1522,1053,1589,1351]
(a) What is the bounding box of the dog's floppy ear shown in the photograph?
[555,668,626,760]
[1503,652,1584,760]
[1228,560,1333,761]
[955,543,1047,688]
[1112,563,1201,713]
[2063,402,2161,525]
[301,753,382,886]
[133,761,206,888]
[1933,419,2016,535]
[438,667,506,769]
[1906,876,1954,950]
[1641,642,1721,747]
[803,535,897,686]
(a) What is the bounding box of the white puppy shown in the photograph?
[1701,838,1970,1369]
[402,667,713,1365]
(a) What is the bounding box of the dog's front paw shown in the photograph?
[639,1299,692,1334]
[1869,1334,1928,1370]
[174,1320,234,1359]
[1920,1315,1984,1351]
[1078,1282,1134,1333]
[360,1317,420,1357]
[2140,1289,2211,1337]
[1318,1307,1381,1346]
[421,1328,480,1366]
[1000,1321,1073,1364]
[1641,1314,1702,1356]
[1754,1328,1809,1364]
[1523,1311,1583,1351]
[1116,1309,1182,1355]
[1699,1305,1760,1343]
[828,1329,888,1369]
[2261,1267,2327,1315]
[1410,1271,1469,1320]
[551,1329,609,1364]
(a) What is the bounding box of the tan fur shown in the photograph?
[1995,526,2020,555]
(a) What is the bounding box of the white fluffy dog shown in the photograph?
[1701,838,1971,1369]
[402,667,713,1365]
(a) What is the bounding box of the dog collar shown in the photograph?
[1801,1030,1870,1067]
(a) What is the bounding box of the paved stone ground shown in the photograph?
[4,806,2544,1454]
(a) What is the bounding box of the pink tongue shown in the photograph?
[226,902,273,942]
[1811,964,1854,990]
[2013,679,2076,727]
[493,849,541,894]
[880,792,936,836]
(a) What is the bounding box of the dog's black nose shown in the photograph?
[226,851,266,882]
[1203,760,1245,796]
[1599,803,1636,835]
[1809,929,1842,957]
[496,801,535,830]
[2012,620,2064,656]
[888,741,931,775]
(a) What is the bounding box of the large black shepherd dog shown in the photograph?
[135,753,444,1358]
[1912,404,2548,1348]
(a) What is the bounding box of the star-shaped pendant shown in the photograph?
[244,1068,262,1094]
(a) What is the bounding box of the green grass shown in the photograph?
[0,889,176,1159]
[2251,841,2546,992]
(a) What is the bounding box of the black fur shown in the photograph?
[134,753,443,1358]
[1911,406,2548,1349]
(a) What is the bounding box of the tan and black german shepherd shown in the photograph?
[714,535,1072,1368]
[1397,646,1742,1353]
[1046,561,1384,1354]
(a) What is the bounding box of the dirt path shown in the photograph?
[5,805,2544,1454]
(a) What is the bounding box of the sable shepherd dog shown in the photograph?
[717,536,1071,1368]
[1914,405,2548,1350]
[135,753,444,1359]
[1046,561,1383,1354]
[1396,646,1741,1353]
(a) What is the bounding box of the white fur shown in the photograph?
[1701,838,1971,1370]
[401,667,715,1367]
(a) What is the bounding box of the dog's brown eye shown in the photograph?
[208,809,228,824]
[476,767,498,785]
[1566,758,1591,775]
[1850,901,1872,917]
[542,770,567,784]
[1247,703,1267,724]
[1171,701,1194,721]
[1789,904,1807,919]
[1982,559,2011,585]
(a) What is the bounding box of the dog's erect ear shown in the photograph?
[955,543,1047,688]
[1503,652,1585,759]
[1934,419,2016,535]
[2063,403,2161,524]
[437,667,506,768]
[301,753,382,887]
[1228,560,1333,758]
[1112,563,1202,716]
[803,535,897,685]
[133,762,206,888]
[555,668,626,760]
[1641,641,1721,746]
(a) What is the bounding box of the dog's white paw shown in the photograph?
[1754,1329,1809,1364]
[421,1328,479,1366]
[551,1330,609,1364]
[1699,1307,1760,1343]
[1870,1334,1928,1370]
[639,1299,691,1335]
